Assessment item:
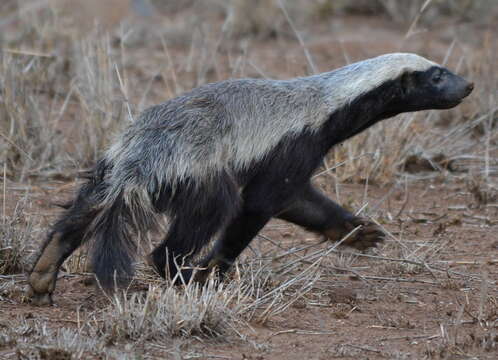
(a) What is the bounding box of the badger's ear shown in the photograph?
[401,71,415,96]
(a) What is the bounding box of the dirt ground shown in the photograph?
[1,181,497,359]
[1,2,497,359]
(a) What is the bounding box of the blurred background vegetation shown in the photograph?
[0,0,496,183]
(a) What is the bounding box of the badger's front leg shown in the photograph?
[277,183,384,250]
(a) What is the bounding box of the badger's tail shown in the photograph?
[89,187,154,290]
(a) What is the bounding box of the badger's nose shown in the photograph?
[466,82,474,94]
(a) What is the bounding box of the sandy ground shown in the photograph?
[1,3,497,359]
[1,181,497,359]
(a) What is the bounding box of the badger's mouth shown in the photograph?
[460,83,474,99]
[446,99,463,106]
[437,99,463,109]
[439,85,473,109]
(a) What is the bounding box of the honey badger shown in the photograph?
[27,53,474,305]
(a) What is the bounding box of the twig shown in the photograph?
[114,64,134,123]
[312,153,375,179]
[330,250,426,268]
[257,236,371,283]
[267,329,334,340]
[369,217,408,250]
[257,234,300,254]
[276,0,317,74]
[343,344,381,354]
[267,329,297,339]
[395,176,409,219]
[0,0,50,29]
[331,250,484,280]
[0,131,33,161]
[404,0,434,39]
[295,330,335,335]
[2,163,6,225]
[351,275,438,285]
[2,47,54,58]
[438,259,498,267]
[248,59,270,79]
[378,334,439,342]
[0,274,25,279]
[159,35,182,95]
[275,225,362,273]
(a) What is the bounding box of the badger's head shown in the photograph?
[323,53,474,121]
[317,53,474,140]
[398,59,474,111]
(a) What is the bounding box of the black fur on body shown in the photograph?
[27,53,473,305]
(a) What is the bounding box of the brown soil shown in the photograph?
[1,3,497,359]
[1,182,497,359]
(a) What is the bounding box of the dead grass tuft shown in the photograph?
[97,280,244,342]
[3,318,107,360]
[0,54,67,180]
[0,197,36,275]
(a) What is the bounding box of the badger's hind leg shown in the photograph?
[148,175,241,283]
[27,182,102,305]
[277,183,384,250]
[194,211,272,283]
[194,178,280,282]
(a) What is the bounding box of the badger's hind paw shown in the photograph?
[325,217,385,251]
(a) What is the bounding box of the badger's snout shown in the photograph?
[451,75,474,101]
[435,73,474,109]
[464,82,474,97]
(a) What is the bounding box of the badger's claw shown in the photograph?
[25,285,53,306]
[325,217,385,250]
[26,270,57,306]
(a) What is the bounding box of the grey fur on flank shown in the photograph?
[105,53,435,204]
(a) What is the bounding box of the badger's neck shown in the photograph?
[302,75,403,152]
[233,77,405,187]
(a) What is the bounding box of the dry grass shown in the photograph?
[0,3,130,180]
[0,53,66,180]
[0,197,37,275]
[97,260,315,340]
[0,0,497,359]
[1,0,496,185]
[97,280,243,341]
[0,256,323,358]
[2,318,108,359]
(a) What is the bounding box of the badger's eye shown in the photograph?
[432,71,443,84]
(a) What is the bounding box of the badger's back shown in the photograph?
[103,53,437,205]
[104,79,328,194]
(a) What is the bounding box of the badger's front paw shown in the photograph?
[26,271,56,306]
[25,284,53,306]
[324,217,385,250]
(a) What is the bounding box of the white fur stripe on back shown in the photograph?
[105,53,440,193]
